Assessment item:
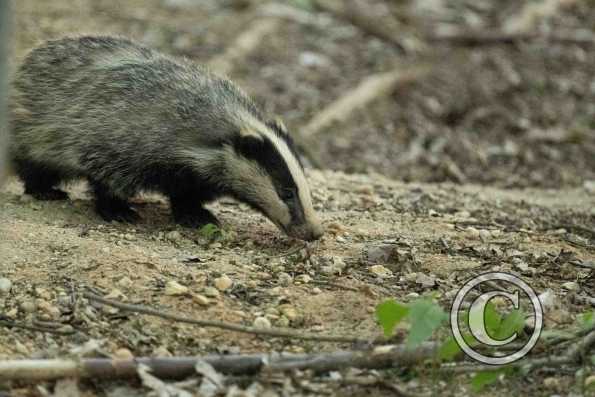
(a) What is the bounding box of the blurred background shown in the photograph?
[7,0,595,189]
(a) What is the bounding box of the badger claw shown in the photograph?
[174,207,219,229]
[96,201,140,223]
[28,188,69,201]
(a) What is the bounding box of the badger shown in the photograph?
[9,36,323,241]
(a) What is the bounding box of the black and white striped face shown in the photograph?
[223,114,323,241]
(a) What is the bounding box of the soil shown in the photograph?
[1,0,594,396]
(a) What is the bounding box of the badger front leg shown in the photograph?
[91,180,140,223]
[168,188,219,228]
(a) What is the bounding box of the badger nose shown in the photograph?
[304,222,324,241]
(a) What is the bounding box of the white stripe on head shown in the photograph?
[235,112,320,228]
[220,146,291,228]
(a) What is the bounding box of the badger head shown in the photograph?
[220,113,324,241]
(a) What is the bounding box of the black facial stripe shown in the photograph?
[232,133,303,222]
[265,120,304,170]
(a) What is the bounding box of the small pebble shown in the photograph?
[253,316,272,329]
[37,300,60,320]
[214,275,233,291]
[538,289,556,309]
[315,255,346,275]
[165,230,182,242]
[20,300,37,313]
[295,274,312,284]
[279,305,299,321]
[366,244,395,263]
[203,287,220,298]
[369,265,393,278]
[153,346,173,357]
[164,280,189,296]
[466,227,480,239]
[543,377,560,390]
[312,287,322,294]
[277,272,293,286]
[117,276,133,288]
[105,288,126,300]
[113,348,134,360]
[415,273,436,288]
[478,229,491,242]
[561,281,579,291]
[191,293,210,306]
[0,278,12,294]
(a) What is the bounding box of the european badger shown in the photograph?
[9,36,323,241]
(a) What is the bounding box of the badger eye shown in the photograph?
[280,188,295,201]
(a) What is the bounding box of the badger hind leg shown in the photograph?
[91,180,140,223]
[14,160,69,201]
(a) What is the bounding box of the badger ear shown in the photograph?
[239,125,263,140]
[269,116,288,135]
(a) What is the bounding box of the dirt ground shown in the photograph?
[1,0,595,396]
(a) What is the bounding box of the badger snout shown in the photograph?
[287,221,324,241]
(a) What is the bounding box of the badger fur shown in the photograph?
[9,36,323,241]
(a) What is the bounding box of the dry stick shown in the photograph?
[312,0,407,51]
[208,18,282,76]
[503,0,571,34]
[83,291,370,345]
[0,319,76,336]
[443,327,595,374]
[301,66,429,141]
[313,0,593,47]
[427,30,595,47]
[0,343,439,381]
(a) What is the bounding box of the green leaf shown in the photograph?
[376,300,409,337]
[406,299,447,348]
[471,369,505,392]
[199,223,223,241]
[496,309,525,340]
[438,333,479,361]
[290,0,313,10]
[483,302,502,338]
[577,310,595,330]
[438,337,462,361]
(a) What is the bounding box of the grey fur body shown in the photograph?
[10,36,323,240]
[0,1,11,184]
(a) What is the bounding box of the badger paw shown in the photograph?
[28,188,69,201]
[174,207,220,229]
[96,201,140,223]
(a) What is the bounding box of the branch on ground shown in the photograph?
[208,18,282,76]
[300,66,429,141]
[83,291,372,345]
[0,343,439,381]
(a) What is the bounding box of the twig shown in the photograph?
[83,291,370,344]
[442,326,595,374]
[503,0,572,35]
[269,243,307,258]
[547,224,595,239]
[208,18,282,76]
[301,66,429,140]
[0,343,439,381]
[426,30,595,47]
[0,318,75,336]
[312,0,407,52]
[309,280,360,293]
